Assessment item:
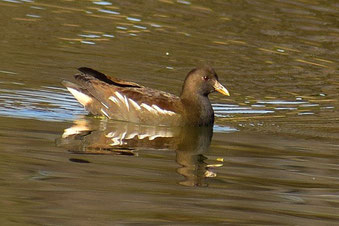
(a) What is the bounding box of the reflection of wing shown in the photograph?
[58,119,182,151]
[62,119,92,138]
[62,67,183,125]
[106,126,175,146]
[57,118,220,187]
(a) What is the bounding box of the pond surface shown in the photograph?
[0,0,338,224]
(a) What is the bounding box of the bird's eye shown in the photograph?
[203,76,209,81]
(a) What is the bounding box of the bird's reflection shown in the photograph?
[58,118,223,186]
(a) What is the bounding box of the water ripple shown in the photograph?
[213,96,334,120]
[0,87,86,121]
[98,9,120,15]
[93,1,112,6]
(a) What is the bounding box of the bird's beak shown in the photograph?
[213,80,230,96]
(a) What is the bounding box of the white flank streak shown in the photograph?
[167,111,176,116]
[101,108,110,118]
[152,104,176,115]
[128,98,141,110]
[151,104,164,114]
[152,104,169,115]
[115,91,125,103]
[101,102,109,109]
[141,103,157,114]
[67,87,92,106]
[124,95,130,111]
[109,96,119,104]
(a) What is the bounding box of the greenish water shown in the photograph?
[0,0,338,225]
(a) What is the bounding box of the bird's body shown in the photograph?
[63,66,229,126]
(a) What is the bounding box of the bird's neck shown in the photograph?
[180,94,214,126]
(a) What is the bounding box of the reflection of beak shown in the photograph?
[213,80,230,96]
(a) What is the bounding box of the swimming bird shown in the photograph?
[62,66,230,126]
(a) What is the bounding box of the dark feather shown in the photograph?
[78,67,142,88]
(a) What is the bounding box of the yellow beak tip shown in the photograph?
[213,81,230,96]
[215,87,230,96]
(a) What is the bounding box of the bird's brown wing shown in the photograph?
[64,68,183,125]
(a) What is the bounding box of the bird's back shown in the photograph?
[63,68,183,125]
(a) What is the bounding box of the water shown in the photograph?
[0,0,338,224]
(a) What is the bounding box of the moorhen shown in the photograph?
[62,66,230,126]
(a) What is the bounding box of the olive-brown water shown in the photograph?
[0,0,338,225]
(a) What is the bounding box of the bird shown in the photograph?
[62,66,230,126]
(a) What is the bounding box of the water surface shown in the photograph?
[0,0,338,224]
